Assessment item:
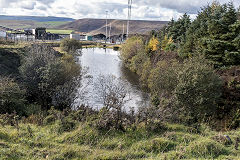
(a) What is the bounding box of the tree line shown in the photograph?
[120,1,240,129]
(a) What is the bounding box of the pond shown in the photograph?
[75,48,149,111]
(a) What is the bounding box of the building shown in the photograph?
[70,34,93,41]
[32,27,46,40]
[0,30,6,38]
[86,35,93,41]
[70,34,86,40]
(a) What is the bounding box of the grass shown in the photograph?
[36,21,70,28]
[0,122,239,160]
[46,29,74,34]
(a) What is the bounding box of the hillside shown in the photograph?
[0,15,74,30]
[58,19,168,35]
[0,20,72,29]
[0,15,74,22]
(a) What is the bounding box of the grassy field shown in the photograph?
[0,121,239,160]
[36,21,70,28]
[46,29,74,34]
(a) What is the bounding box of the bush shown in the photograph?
[60,38,82,54]
[0,76,26,115]
[120,36,145,65]
[129,51,149,75]
[174,56,223,120]
[20,44,81,110]
[148,56,223,123]
[58,116,76,133]
[43,114,56,125]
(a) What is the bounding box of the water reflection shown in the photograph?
[75,48,149,110]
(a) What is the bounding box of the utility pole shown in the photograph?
[126,0,132,38]
[122,24,124,42]
[105,11,108,43]
[109,21,111,43]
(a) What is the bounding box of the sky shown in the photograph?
[0,0,239,21]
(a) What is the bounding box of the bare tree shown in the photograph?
[94,75,130,111]
[94,75,131,130]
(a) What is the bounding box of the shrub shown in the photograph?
[60,38,82,54]
[0,76,26,115]
[43,114,56,125]
[58,116,76,133]
[129,51,149,75]
[120,36,145,65]
[148,56,223,123]
[174,56,223,120]
[20,44,81,110]
[148,59,179,98]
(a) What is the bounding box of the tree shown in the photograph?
[181,2,240,67]
[168,13,191,44]
[94,75,131,130]
[94,75,130,111]
[147,37,160,52]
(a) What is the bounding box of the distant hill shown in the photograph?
[0,16,168,34]
[0,20,71,30]
[59,19,168,35]
[0,15,74,22]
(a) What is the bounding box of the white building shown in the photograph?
[70,34,87,41]
[0,30,6,37]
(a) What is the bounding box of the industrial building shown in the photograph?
[70,34,93,41]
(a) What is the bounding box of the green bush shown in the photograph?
[60,38,82,53]
[20,44,81,110]
[58,116,76,133]
[43,114,56,125]
[0,76,26,115]
[148,56,223,122]
[174,56,223,120]
[120,36,145,65]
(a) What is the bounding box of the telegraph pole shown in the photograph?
[122,24,124,42]
[105,11,108,43]
[126,0,132,38]
[109,21,111,43]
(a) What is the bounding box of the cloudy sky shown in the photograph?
[0,0,239,20]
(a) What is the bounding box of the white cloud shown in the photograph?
[0,0,239,20]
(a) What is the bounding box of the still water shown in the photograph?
[76,48,149,111]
